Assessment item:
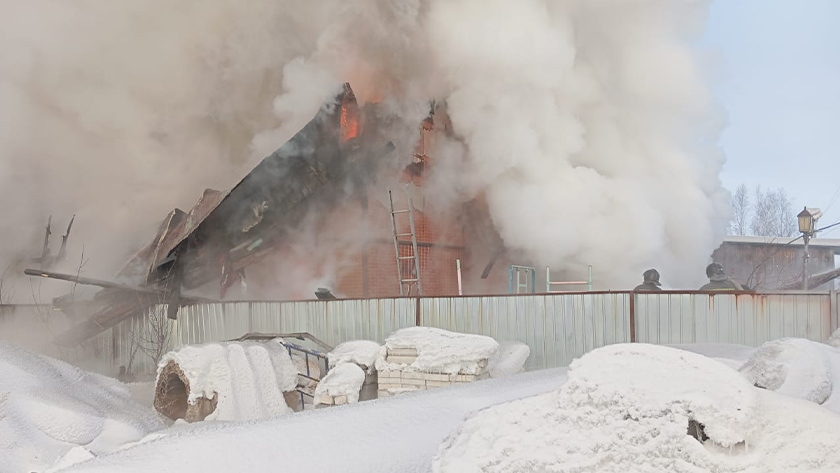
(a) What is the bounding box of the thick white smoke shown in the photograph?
[0,0,728,300]
[422,0,730,288]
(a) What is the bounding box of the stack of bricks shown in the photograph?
[315,392,350,407]
[377,347,489,398]
[315,368,377,408]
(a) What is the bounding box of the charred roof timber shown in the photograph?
[31,215,75,270]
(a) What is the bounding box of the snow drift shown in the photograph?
[154,339,299,422]
[740,338,840,412]
[0,342,163,472]
[434,343,840,473]
[375,327,499,375]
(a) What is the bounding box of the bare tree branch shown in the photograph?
[71,245,89,302]
[729,184,750,236]
[747,185,797,237]
[126,262,178,374]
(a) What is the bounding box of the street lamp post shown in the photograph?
[797,207,820,291]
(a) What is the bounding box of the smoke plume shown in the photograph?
[0,0,728,300]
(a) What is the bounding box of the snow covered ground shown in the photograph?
[8,335,840,472]
[0,342,163,472]
[62,368,568,473]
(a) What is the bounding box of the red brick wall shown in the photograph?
[333,193,467,298]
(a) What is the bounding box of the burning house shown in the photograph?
[32,84,512,345]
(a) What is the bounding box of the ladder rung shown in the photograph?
[395,240,414,245]
[401,278,419,283]
[398,256,415,260]
[392,210,410,215]
[396,233,413,237]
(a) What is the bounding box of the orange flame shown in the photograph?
[340,102,359,143]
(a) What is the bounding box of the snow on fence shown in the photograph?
[2,291,838,375]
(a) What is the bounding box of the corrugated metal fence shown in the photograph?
[2,291,838,375]
[419,294,631,370]
[635,292,833,346]
[174,299,416,347]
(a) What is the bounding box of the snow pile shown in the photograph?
[0,342,163,472]
[375,327,499,375]
[328,340,381,371]
[487,341,530,378]
[155,339,299,422]
[62,368,569,473]
[740,338,840,411]
[314,363,366,405]
[434,343,840,473]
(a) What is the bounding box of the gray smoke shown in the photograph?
[0,0,728,300]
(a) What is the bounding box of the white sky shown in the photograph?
[703,0,840,239]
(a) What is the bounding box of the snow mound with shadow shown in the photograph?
[739,337,840,412]
[434,343,840,473]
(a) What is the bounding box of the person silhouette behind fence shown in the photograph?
[699,262,744,291]
[633,269,663,292]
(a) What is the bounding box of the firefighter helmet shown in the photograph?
[706,262,725,279]
[643,269,661,286]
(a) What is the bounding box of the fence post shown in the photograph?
[629,293,636,343]
[831,290,838,336]
[508,267,513,294]
[415,297,421,327]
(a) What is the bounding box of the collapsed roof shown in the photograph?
[51,83,397,344]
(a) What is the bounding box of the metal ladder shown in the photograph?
[509,265,536,294]
[388,187,422,296]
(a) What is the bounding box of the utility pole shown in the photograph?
[802,232,810,291]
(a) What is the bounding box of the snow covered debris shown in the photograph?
[155,338,299,422]
[434,343,840,473]
[375,327,499,375]
[740,338,840,411]
[314,363,366,406]
[328,340,381,371]
[488,341,530,378]
[0,342,163,472]
[62,368,568,473]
